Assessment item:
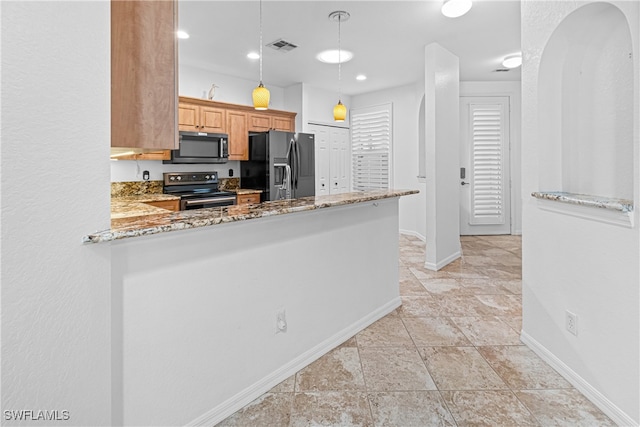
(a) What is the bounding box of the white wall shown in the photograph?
[112,200,401,426]
[303,85,352,128]
[1,2,112,426]
[110,160,240,182]
[179,63,286,110]
[351,83,425,238]
[521,1,639,425]
[424,43,461,270]
[460,81,522,234]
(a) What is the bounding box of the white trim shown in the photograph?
[400,229,426,241]
[186,297,402,427]
[536,198,634,228]
[521,331,638,427]
[423,250,461,271]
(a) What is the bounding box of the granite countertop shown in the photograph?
[85,189,419,244]
[531,191,633,213]
[111,194,180,220]
[233,189,263,195]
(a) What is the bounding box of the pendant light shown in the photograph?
[252,0,270,110]
[329,11,349,122]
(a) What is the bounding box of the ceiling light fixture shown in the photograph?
[441,0,472,18]
[329,11,350,122]
[176,30,190,39]
[356,74,367,81]
[247,52,260,60]
[316,49,354,64]
[502,53,522,68]
[252,0,270,110]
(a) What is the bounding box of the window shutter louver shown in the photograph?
[469,103,506,225]
[351,104,392,191]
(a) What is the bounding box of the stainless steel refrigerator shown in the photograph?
[240,130,315,202]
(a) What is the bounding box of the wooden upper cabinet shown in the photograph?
[111,0,178,151]
[248,113,295,132]
[178,103,226,133]
[272,116,295,132]
[227,111,248,161]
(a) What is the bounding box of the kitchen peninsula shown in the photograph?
[96,189,418,426]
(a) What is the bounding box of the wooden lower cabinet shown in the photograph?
[144,199,180,211]
[236,193,261,205]
[227,111,248,161]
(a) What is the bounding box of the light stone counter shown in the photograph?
[531,191,633,212]
[84,189,418,243]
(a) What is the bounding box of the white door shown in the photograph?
[308,124,350,195]
[459,97,511,235]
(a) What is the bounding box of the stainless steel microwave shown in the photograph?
[163,131,229,164]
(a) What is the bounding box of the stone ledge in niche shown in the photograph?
[532,191,634,228]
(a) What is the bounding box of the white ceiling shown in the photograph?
[178,0,521,96]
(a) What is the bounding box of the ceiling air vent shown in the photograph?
[266,39,298,52]
[494,68,511,73]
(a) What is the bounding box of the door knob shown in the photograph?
[461,181,470,186]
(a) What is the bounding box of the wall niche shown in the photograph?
[537,2,634,203]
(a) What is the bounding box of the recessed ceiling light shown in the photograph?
[247,52,260,60]
[502,54,522,68]
[441,0,472,18]
[176,30,190,39]
[356,74,367,81]
[316,49,354,64]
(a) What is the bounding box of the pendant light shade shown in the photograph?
[252,83,270,110]
[329,11,350,122]
[333,100,347,122]
[253,0,269,110]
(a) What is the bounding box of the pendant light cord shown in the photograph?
[259,0,263,85]
[337,14,342,102]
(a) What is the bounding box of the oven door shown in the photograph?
[181,195,237,210]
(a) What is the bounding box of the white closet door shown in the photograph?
[459,97,511,235]
[308,124,350,195]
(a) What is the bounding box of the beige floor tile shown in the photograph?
[515,389,617,426]
[475,294,522,317]
[420,346,508,390]
[290,391,373,427]
[400,275,429,296]
[295,347,366,392]
[356,315,414,347]
[459,278,511,295]
[215,392,293,427]
[402,316,472,346]
[359,347,437,391]
[441,390,539,426]
[451,316,523,346]
[269,375,295,393]
[497,279,522,295]
[417,278,467,295]
[338,336,359,348]
[477,346,572,390]
[431,294,489,317]
[397,296,443,317]
[500,316,522,333]
[482,265,522,280]
[368,391,456,426]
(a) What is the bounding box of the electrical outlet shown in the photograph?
[566,310,578,336]
[276,309,287,334]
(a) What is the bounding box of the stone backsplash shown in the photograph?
[111,181,164,197]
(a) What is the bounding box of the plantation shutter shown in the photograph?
[469,103,506,225]
[351,104,392,191]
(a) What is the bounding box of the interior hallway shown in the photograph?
[216,235,614,426]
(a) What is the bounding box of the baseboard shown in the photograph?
[423,250,461,271]
[399,229,425,241]
[186,297,402,427]
[521,331,638,427]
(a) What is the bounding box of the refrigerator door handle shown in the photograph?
[295,136,301,189]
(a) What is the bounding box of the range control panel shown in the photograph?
[163,172,219,185]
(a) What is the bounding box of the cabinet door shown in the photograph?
[227,111,248,161]
[248,113,272,132]
[178,103,199,132]
[111,0,178,150]
[272,116,294,132]
[200,106,226,133]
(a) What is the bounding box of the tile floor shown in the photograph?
[216,235,615,427]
